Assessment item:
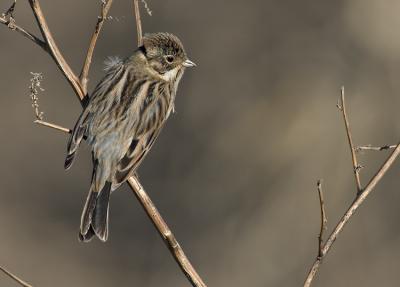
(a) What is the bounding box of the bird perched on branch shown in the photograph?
[64,32,195,242]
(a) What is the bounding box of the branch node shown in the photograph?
[336,101,342,111]
[355,164,364,173]
[2,0,17,29]
[3,0,16,18]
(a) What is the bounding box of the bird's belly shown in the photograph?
[90,131,132,163]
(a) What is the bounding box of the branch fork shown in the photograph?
[303,87,400,287]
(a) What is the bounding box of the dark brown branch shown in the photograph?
[133,0,143,46]
[304,142,400,287]
[0,15,47,52]
[356,145,396,152]
[3,0,16,18]
[337,87,362,194]
[316,180,327,258]
[80,0,114,94]
[0,265,33,287]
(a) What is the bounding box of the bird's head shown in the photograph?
[141,32,195,80]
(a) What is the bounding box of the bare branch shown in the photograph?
[304,142,400,287]
[34,120,71,134]
[3,0,16,18]
[316,180,327,258]
[133,0,143,46]
[356,145,397,152]
[127,177,207,287]
[80,0,114,94]
[0,8,47,52]
[338,87,363,194]
[0,265,33,287]
[28,0,85,102]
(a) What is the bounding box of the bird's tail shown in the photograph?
[79,181,111,242]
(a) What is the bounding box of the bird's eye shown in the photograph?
[166,55,174,63]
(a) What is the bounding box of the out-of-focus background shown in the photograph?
[1,1,400,286]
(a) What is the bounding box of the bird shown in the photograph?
[64,32,195,242]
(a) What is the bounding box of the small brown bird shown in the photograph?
[65,32,195,242]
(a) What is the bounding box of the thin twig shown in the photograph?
[316,180,327,258]
[34,120,71,134]
[133,0,143,46]
[0,15,47,52]
[356,145,397,152]
[303,142,400,287]
[0,265,33,287]
[3,0,17,18]
[80,0,114,94]
[338,87,363,194]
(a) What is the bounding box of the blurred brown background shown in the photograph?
[1,0,400,286]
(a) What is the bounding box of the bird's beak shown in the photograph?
[182,59,196,67]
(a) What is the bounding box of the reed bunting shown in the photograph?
[65,32,195,242]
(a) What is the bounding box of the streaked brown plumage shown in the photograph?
[65,33,195,242]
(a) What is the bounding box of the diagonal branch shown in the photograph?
[337,87,362,194]
[128,177,207,287]
[3,0,16,18]
[28,0,85,102]
[304,142,400,287]
[80,0,114,94]
[0,265,33,287]
[0,16,47,52]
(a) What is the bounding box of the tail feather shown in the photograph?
[65,108,90,170]
[92,183,111,241]
[79,182,111,242]
[65,151,76,170]
[79,225,96,242]
[80,190,97,236]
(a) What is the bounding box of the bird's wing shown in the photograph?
[64,106,92,169]
[112,118,164,190]
[111,80,172,188]
[65,58,126,170]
